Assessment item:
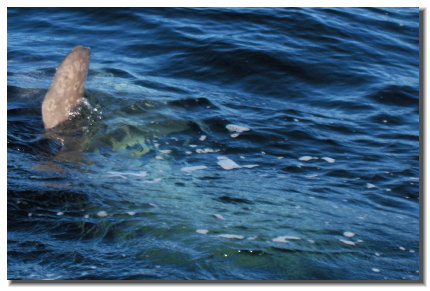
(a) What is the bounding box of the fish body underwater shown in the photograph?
[39,46,185,159]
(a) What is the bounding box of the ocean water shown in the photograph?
[7,8,419,280]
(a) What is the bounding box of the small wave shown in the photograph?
[168,97,215,109]
[365,85,418,107]
[216,195,253,205]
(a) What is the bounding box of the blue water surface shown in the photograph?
[7,7,419,280]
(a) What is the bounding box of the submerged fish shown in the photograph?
[40,46,189,159]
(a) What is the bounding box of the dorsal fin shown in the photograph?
[42,45,91,129]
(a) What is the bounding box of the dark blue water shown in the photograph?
[7,8,419,280]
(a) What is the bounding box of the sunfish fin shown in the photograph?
[42,45,91,129]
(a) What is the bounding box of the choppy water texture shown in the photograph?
[7,8,419,280]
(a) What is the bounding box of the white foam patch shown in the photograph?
[126,171,148,177]
[159,149,171,154]
[218,234,245,240]
[196,148,217,154]
[272,237,288,243]
[106,171,127,179]
[127,211,136,216]
[367,183,376,189]
[143,178,162,184]
[107,171,148,179]
[217,156,241,170]
[196,229,209,235]
[372,268,380,273]
[226,124,250,133]
[299,156,317,161]
[56,212,64,216]
[213,214,225,220]
[242,164,259,168]
[272,236,301,243]
[230,133,240,138]
[340,239,355,246]
[343,231,355,238]
[199,135,207,141]
[181,165,208,172]
[322,157,335,163]
[97,211,108,217]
